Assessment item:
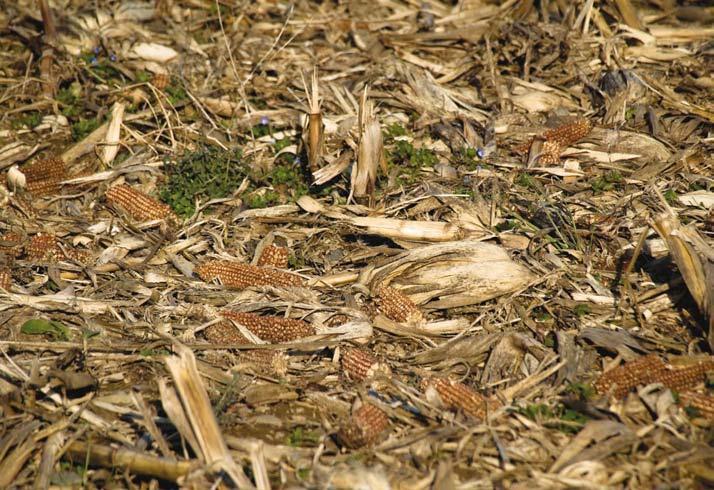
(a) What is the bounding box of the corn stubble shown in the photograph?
[351,86,385,206]
[302,68,324,174]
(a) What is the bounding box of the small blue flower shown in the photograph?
[93,46,100,55]
[109,53,117,62]
[294,156,301,165]
[90,56,98,65]
[260,116,269,126]
[476,147,485,159]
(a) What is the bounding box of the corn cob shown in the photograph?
[517,117,592,164]
[25,233,92,264]
[657,360,714,393]
[22,156,67,196]
[542,117,592,148]
[422,377,495,420]
[336,402,390,448]
[0,268,11,290]
[151,73,170,90]
[0,232,23,258]
[375,284,423,324]
[196,260,304,289]
[203,322,288,376]
[678,391,714,420]
[221,310,314,343]
[105,184,178,222]
[340,347,391,383]
[22,156,66,182]
[594,355,714,399]
[256,244,289,269]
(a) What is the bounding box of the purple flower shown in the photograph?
[109,53,117,62]
[93,46,100,55]
[476,147,485,159]
[260,116,269,126]
[90,56,98,65]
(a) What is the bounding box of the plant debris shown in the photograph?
[0,0,713,488]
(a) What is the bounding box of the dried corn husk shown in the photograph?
[351,86,383,205]
[359,239,534,309]
[102,102,125,166]
[652,212,714,349]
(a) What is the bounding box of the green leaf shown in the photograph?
[21,319,70,341]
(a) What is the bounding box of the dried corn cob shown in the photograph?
[203,322,288,375]
[22,156,66,182]
[0,268,11,290]
[0,232,23,258]
[256,244,289,269]
[375,285,423,324]
[542,117,593,148]
[196,260,304,289]
[151,73,170,90]
[423,377,495,420]
[105,184,178,222]
[25,233,92,264]
[517,117,592,164]
[22,156,67,196]
[657,360,714,393]
[341,347,391,383]
[221,310,314,343]
[678,391,714,420]
[336,402,390,448]
[594,355,667,398]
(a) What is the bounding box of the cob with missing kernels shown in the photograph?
[518,117,592,165]
[220,310,315,343]
[256,244,289,269]
[422,377,496,420]
[340,347,392,383]
[196,260,304,289]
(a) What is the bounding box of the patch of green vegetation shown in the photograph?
[165,84,188,105]
[135,71,152,83]
[71,117,100,141]
[80,51,121,81]
[139,348,170,357]
[161,146,246,217]
[515,172,537,189]
[496,219,519,232]
[591,171,623,193]
[453,147,480,169]
[684,405,701,418]
[287,427,321,447]
[573,304,590,317]
[519,403,588,434]
[288,254,305,269]
[250,123,271,138]
[664,189,678,205]
[384,122,407,140]
[21,319,70,341]
[543,334,555,348]
[11,111,41,130]
[57,82,83,118]
[566,383,596,400]
[392,140,438,167]
[296,468,311,480]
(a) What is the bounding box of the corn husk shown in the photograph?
[652,212,714,350]
[359,239,535,309]
[102,102,125,166]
